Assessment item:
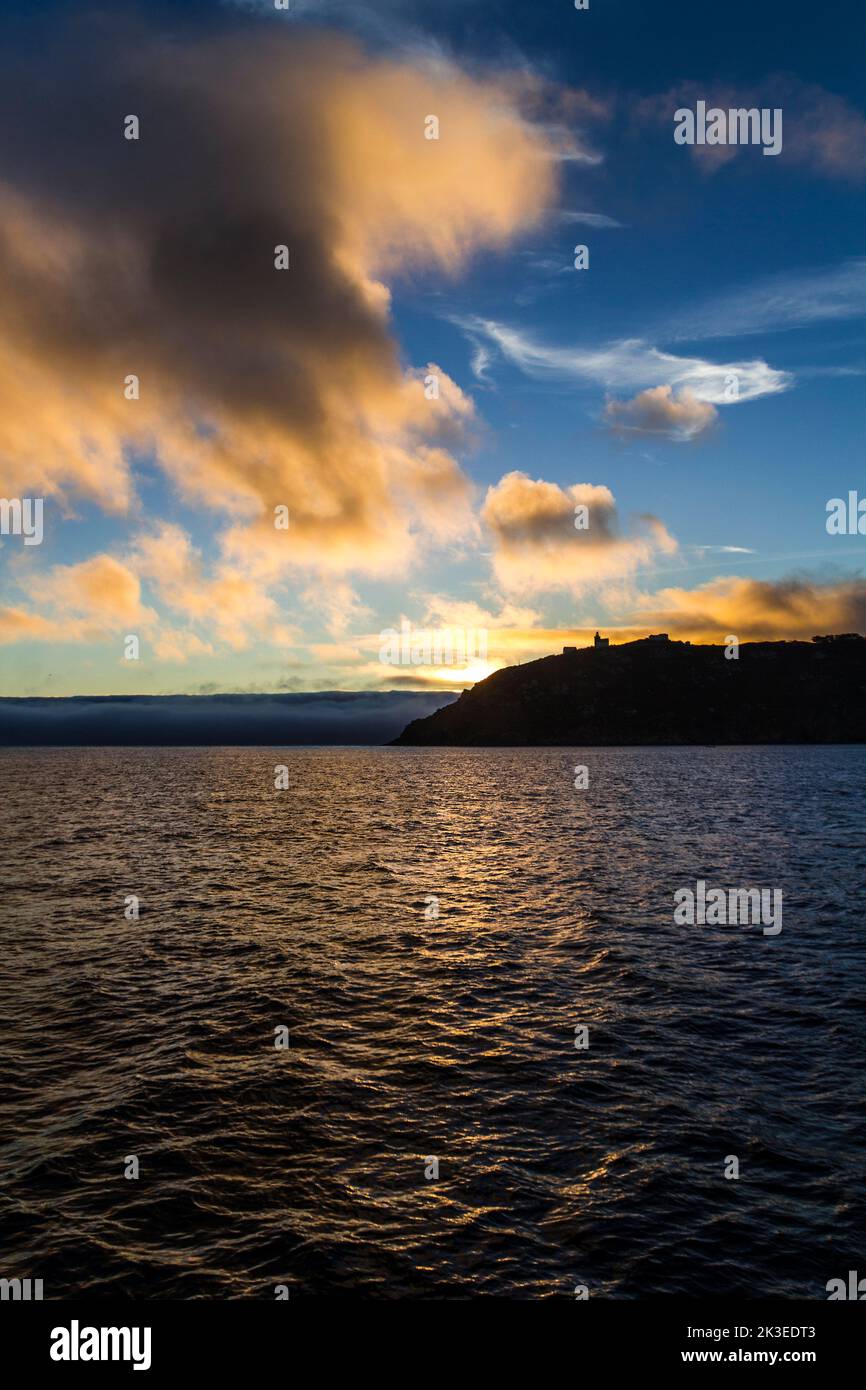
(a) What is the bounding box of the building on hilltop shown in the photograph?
[594,631,609,649]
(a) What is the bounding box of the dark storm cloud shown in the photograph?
[0,10,558,568]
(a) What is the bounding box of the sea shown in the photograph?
[1,745,864,1299]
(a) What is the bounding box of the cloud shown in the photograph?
[456,318,790,405]
[468,340,494,383]
[481,472,677,594]
[662,257,866,342]
[0,607,71,646]
[415,595,583,668]
[0,690,458,745]
[132,525,285,650]
[304,595,549,689]
[151,629,217,664]
[699,545,756,555]
[0,526,296,655]
[29,555,147,625]
[0,554,155,645]
[224,0,482,58]
[0,15,562,577]
[636,77,866,180]
[420,595,542,632]
[560,211,624,228]
[352,575,866,667]
[604,385,718,440]
[631,574,866,641]
[300,579,373,638]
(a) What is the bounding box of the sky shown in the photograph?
[1,0,865,697]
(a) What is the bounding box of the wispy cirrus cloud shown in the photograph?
[457,316,791,405]
[560,210,624,228]
[662,257,866,343]
[697,545,756,555]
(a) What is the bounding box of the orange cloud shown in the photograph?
[0,530,296,655]
[631,575,866,641]
[481,472,677,594]
[28,555,151,627]
[604,385,718,440]
[0,606,69,645]
[0,554,154,644]
[133,526,286,651]
[0,20,561,578]
[272,576,866,688]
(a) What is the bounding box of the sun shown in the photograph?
[424,658,503,686]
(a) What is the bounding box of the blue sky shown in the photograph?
[1,0,864,694]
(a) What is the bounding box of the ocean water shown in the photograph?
[0,745,864,1300]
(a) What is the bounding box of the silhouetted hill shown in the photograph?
[392,636,866,745]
